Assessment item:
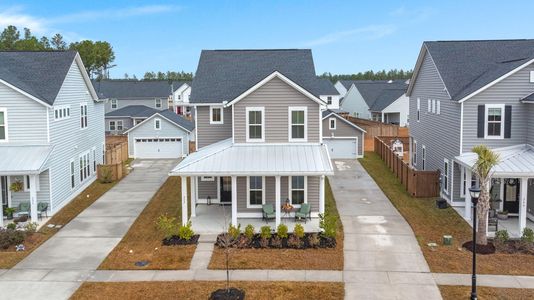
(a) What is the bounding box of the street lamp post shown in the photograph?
[469,187,481,300]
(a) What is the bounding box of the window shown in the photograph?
[246,107,264,142]
[201,176,214,182]
[329,118,336,130]
[289,107,306,141]
[247,176,264,208]
[0,108,6,142]
[24,175,40,192]
[116,120,123,131]
[421,145,426,170]
[210,106,223,124]
[436,100,441,115]
[427,99,431,113]
[155,98,162,108]
[80,103,88,129]
[79,152,90,182]
[70,159,75,189]
[54,105,70,121]
[530,71,534,83]
[92,147,97,173]
[109,121,116,131]
[412,140,417,166]
[416,98,420,122]
[431,99,436,114]
[461,168,478,197]
[290,176,306,205]
[485,104,504,139]
[154,118,161,130]
[111,99,118,109]
[443,159,449,193]
[327,96,332,105]
[135,119,143,125]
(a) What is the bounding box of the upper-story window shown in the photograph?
[289,107,307,142]
[110,99,118,109]
[80,103,88,129]
[0,108,7,142]
[416,98,420,122]
[54,105,70,121]
[485,104,504,139]
[155,98,162,108]
[210,106,223,124]
[154,118,161,130]
[329,118,336,130]
[109,120,123,131]
[246,107,264,142]
[327,96,332,105]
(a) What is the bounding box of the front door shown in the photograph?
[1,176,8,210]
[220,177,232,204]
[504,178,520,214]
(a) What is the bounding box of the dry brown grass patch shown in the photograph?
[439,285,534,300]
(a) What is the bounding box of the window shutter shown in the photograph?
[504,105,512,138]
[477,105,485,138]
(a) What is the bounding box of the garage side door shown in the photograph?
[324,138,358,159]
[134,138,183,159]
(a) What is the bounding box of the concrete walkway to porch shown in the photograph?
[433,273,534,289]
[0,159,178,300]
[329,160,442,300]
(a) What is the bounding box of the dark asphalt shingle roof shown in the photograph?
[105,105,159,118]
[158,110,195,132]
[315,78,339,95]
[339,80,376,90]
[522,92,534,102]
[0,51,77,105]
[191,49,333,103]
[92,80,190,99]
[368,88,407,111]
[353,81,407,109]
[423,39,534,101]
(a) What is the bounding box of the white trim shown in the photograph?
[443,158,450,194]
[484,104,505,139]
[225,71,326,106]
[70,158,75,190]
[460,102,464,154]
[288,106,307,142]
[232,105,235,144]
[0,108,8,143]
[209,106,224,125]
[73,53,100,101]
[412,140,417,166]
[236,212,321,218]
[427,99,431,113]
[194,108,198,151]
[329,117,336,130]
[246,107,265,142]
[201,176,214,181]
[530,71,534,83]
[289,175,307,207]
[155,98,163,109]
[123,112,192,134]
[154,118,161,130]
[80,102,88,129]
[110,98,118,109]
[24,174,40,192]
[321,111,367,132]
[436,100,441,115]
[79,150,91,183]
[109,120,116,131]
[132,137,183,159]
[0,79,53,108]
[46,107,50,143]
[459,57,534,103]
[246,176,265,209]
[421,145,426,170]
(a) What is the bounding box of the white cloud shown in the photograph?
[389,6,434,23]
[0,6,46,33]
[304,25,396,47]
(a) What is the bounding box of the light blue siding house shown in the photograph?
[0,51,105,225]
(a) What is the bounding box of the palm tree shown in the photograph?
[471,145,500,245]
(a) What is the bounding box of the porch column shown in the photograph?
[319,175,325,214]
[519,177,528,233]
[29,174,38,222]
[190,177,196,217]
[181,176,188,225]
[231,176,237,226]
[275,176,281,228]
[464,168,472,219]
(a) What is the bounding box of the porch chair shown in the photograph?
[262,204,275,223]
[15,202,31,217]
[37,202,49,221]
[295,203,311,223]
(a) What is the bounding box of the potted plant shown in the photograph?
[4,207,15,220]
[9,180,23,192]
[497,210,509,220]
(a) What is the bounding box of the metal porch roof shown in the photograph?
[455,144,534,177]
[0,145,53,175]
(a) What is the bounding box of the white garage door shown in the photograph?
[324,137,358,159]
[134,138,183,159]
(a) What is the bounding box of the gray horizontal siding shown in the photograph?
[127,116,190,157]
[106,117,133,135]
[529,104,534,145]
[197,178,218,201]
[9,170,50,210]
[196,106,232,148]
[105,98,169,113]
[233,77,321,143]
[322,115,364,155]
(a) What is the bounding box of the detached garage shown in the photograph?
[126,110,194,159]
[322,110,366,159]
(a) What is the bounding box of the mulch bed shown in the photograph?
[162,234,200,246]
[463,240,534,255]
[215,233,336,249]
[209,288,245,300]
[462,241,496,255]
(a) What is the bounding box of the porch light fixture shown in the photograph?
[468,186,481,300]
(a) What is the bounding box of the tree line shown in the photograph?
[320,69,413,82]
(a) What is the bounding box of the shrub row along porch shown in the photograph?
[374,136,440,197]
[169,139,333,231]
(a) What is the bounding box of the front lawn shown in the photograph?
[207,178,344,270]
[71,281,344,300]
[439,285,534,300]
[0,179,117,268]
[98,176,195,270]
[359,152,534,275]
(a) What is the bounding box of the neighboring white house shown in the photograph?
[0,51,105,225]
[172,82,192,117]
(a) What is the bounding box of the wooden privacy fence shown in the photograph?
[345,116,409,152]
[105,136,129,165]
[97,163,124,182]
[374,136,440,198]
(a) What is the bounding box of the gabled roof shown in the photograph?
[315,78,339,95]
[368,88,406,112]
[408,39,534,101]
[321,109,366,133]
[190,49,332,103]
[353,80,407,108]
[92,80,189,99]
[521,92,534,102]
[0,51,78,105]
[455,144,534,177]
[124,108,195,133]
[105,105,159,118]
[339,80,375,90]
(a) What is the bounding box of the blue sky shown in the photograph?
[1,1,533,78]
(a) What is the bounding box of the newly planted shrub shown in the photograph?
[178,221,195,241]
[521,228,534,243]
[271,235,282,248]
[319,212,338,238]
[307,233,320,248]
[277,223,288,239]
[260,226,272,239]
[6,223,16,230]
[287,234,302,248]
[259,237,269,248]
[24,222,38,234]
[293,223,305,239]
[244,224,255,240]
[228,224,241,240]
[156,214,178,239]
[0,229,25,249]
[494,229,509,252]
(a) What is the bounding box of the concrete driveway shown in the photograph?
[0,159,178,300]
[329,160,442,300]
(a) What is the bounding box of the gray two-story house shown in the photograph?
[170,49,337,229]
[407,40,534,236]
[0,51,105,225]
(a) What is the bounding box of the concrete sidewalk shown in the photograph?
[434,273,534,289]
[0,159,178,300]
[329,160,442,300]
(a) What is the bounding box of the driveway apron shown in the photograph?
[0,159,178,300]
[330,160,442,300]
